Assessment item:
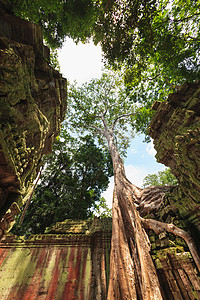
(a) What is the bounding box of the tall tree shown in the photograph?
[68,72,200,299]
[12,131,113,235]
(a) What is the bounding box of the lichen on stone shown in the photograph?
[0,9,67,234]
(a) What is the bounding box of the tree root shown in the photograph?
[140,217,200,273]
[138,185,172,216]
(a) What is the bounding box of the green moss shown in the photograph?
[0,248,37,289]
[150,235,156,243]
[42,250,57,288]
[152,246,185,262]
[85,249,92,298]
[45,218,112,236]
[154,258,162,269]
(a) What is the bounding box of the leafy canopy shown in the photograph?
[7,0,199,108]
[6,0,99,48]
[12,131,113,235]
[68,72,146,156]
[143,168,178,188]
[94,0,200,81]
[93,0,200,106]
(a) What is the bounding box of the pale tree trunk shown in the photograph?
[104,131,163,300]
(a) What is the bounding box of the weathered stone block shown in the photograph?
[0,9,67,221]
[149,81,200,242]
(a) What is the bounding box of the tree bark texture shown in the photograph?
[105,131,200,300]
[106,133,163,300]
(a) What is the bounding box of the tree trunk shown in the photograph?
[105,131,163,299]
[103,129,200,299]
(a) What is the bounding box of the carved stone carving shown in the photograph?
[0,6,67,221]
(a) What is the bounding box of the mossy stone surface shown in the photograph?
[0,11,67,222]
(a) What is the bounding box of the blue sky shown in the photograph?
[102,135,164,208]
[58,38,165,208]
[126,135,163,172]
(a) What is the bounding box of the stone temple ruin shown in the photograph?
[0,218,112,299]
[0,3,200,300]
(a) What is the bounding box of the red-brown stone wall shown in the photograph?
[0,230,111,300]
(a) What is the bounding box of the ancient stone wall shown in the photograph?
[144,82,200,298]
[148,229,200,299]
[149,82,200,246]
[0,218,112,300]
[0,4,67,233]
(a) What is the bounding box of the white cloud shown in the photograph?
[125,165,149,188]
[146,140,157,157]
[130,148,137,154]
[101,177,114,209]
[58,38,103,85]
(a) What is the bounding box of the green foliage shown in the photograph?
[143,168,178,188]
[6,0,199,113]
[68,71,144,157]
[94,0,200,79]
[93,0,200,105]
[94,0,157,64]
[133,106,155,140]
[12,131,113,235]
[6,0,199,91]
[49,49,60,71]
[93,197,112,218]
[6,0,99,48]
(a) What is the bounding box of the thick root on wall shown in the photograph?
[107,184,163,300]
[140,217,200,274]
[107,187,137,300]
[107,181,200,299]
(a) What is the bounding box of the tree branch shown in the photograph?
[140,217,200,273]
[74,99,101,119]
[85,124,103,135]
[111,113,135,131]
[171,12,200,24]
[104,0,112,10]
[147,73,161,81]
[103,107,108,117]
[101,114,110,134]
[74,99,89,115]
[183,35,200,42]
